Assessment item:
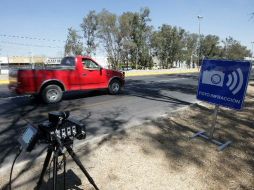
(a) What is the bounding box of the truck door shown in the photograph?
[80,58,103,89]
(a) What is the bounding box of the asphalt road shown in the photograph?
[0,73,199,168]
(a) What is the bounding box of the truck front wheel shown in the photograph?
[108,79,122,95]
[42,85,63,104]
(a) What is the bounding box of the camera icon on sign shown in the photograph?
[202,70,225,87]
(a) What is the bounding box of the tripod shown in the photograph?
[35,139,99,190]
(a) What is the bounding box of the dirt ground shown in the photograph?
[1,84,253,190]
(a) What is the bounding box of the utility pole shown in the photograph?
[197,15,203,68]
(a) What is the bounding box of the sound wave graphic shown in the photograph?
[226,68,243,95]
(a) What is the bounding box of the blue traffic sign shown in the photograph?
[197,59,252,110]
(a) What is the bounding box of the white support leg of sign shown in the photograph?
[192,105,232,151]
[209,105,219,139]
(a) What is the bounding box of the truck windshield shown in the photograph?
[60,57,75,66]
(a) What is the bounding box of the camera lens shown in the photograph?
[211,74,221,84]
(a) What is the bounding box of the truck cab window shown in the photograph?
[61,57,75,66]
[83,59,100,70]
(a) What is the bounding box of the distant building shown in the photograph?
[8,56,46,63]
[45,57,62,64]
[0,56,64,64]
[244,57,254,62]
[0,57,9,74]
[152,56,196,69]
[0,57,8,64]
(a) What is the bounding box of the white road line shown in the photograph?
[0,95,30,100]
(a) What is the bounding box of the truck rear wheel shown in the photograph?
[42,85,63,104]
[108,79,121,95]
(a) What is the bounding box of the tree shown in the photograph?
[173,27,185,67]
[199,34,221,59]
[64,28,83,56]
[182,33,198,68]
[151,25,185,68]
[118,11,136,69]
[74,9,252,69]
[130,8,153,69]
[222,37,251,60]
[97,9,122,69]
[80,10,98,56]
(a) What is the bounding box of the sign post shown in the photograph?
[193,59,251,150]
[208,105,219,139]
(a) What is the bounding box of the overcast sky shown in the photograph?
[0,0,253,57]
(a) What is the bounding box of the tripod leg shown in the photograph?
[63,154,66,190]
[65,146,100,190]
[36,148,53,189]
[53,150,59,190]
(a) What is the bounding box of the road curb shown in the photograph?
[0,80,9,85]
[125,69,199,77]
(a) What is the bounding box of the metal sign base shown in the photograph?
[192,131,232,151]
[192,105,232,151]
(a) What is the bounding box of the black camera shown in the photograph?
[18,111,86,152]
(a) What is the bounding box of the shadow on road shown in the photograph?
[63,90,108,101]
[125,76,197,105]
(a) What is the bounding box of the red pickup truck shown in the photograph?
[9,56,125,103]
